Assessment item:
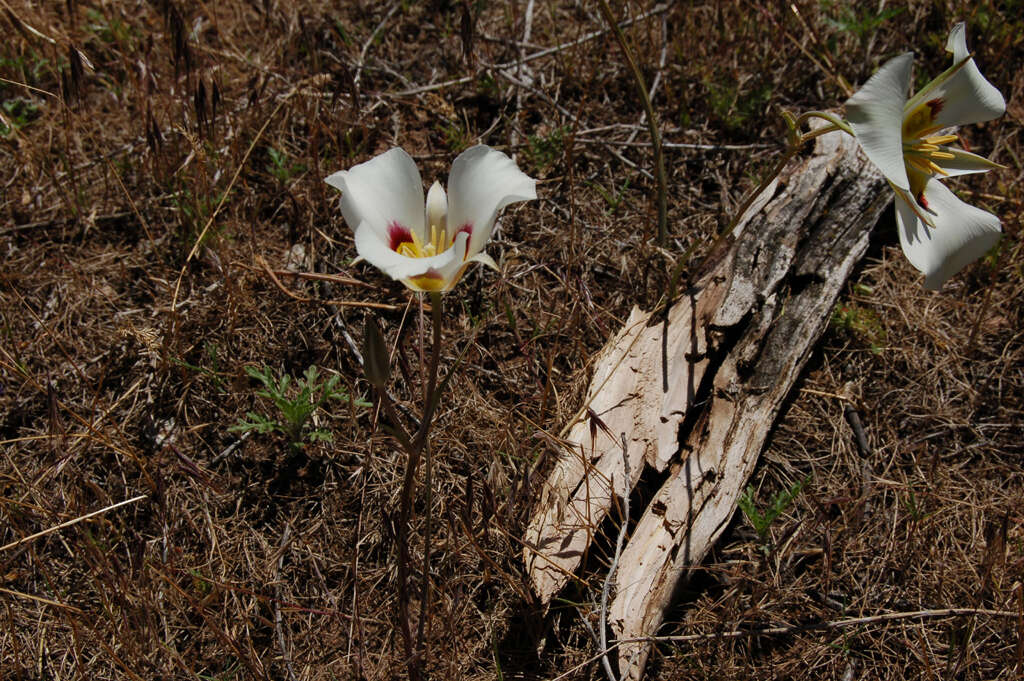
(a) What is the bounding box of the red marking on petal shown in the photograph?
[387,221,413,252]
[452,223,473,260]
[916,192,930,211]
[926,98,944,118]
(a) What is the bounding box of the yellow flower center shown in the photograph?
[903,133,959,177]
[396,223,449,259]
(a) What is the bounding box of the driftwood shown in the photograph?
[523,130,889,679]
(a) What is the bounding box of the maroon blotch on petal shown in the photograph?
[387,221,413,251]
[916,192,932,213]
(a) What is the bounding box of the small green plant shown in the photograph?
[86,7,135,46]
[230,365,369,449]
[266,146,306,183]
[831,302,886,353]
[476,72,499,99]
[820,1,904,42]
[0,51,54,87]
[442,120,469,153]
[524,126,568,171]
[737,477,807,552]
[706,78,772,132]
[900,487,936,522]
[591,176,631,214]
[172,342,228,393]
[0,98,40,137]
[171,186,231,247]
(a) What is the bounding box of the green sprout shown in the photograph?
[0,98,40,137]
[230,365,370,449]
[266,146,307,183]
[820,1,904,42]
[737,477,807,553]
[830,302,887,353]
[524,126,569,172]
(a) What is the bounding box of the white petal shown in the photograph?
[353,221,460,282]
[424,232,473,291]
[845,53,914,192]
[446,145,536,257]
[325,148,426,241]
[934,146,1003,178]
[894,180,1001,290]
[425,181,448,233]
[908,24,1005,130]
[467,251,499,271]
[946,22,971,62]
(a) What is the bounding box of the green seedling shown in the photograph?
[706,78,772,133]
[0,51,54,87]
[86,8,135,47]
[830,302,886,353]
[737,477,807,553]
[230,365,369,449]
[172,342,228,393]
[171,186,232,247]
[525,126,568,172]
[266,146,306,183]
[591,176,631,214]
[443,120,469,153]
[0,98,40,137]
[820,1,904,42]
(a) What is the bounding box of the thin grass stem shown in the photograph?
[596,0,667,247]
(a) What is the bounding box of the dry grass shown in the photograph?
[1,1,1022,679]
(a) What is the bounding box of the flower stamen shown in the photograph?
[923,134,959,146]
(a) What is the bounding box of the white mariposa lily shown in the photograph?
[325,145,536,292]
[844,22,1005,289]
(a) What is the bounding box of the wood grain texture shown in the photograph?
[523,130,890,679]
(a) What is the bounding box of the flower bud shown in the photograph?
[362,316,391,388]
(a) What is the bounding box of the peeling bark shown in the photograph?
[523,131,889,679]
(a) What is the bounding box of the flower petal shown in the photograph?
[894,179,1001,290]
[325,148,426,241]
[425,181,448,233]
[422,231,471,291]
[467,251,499,271]
[907,23,1005,130]
[353,221,461,283]
[446,145,537,257]
[845,52,914,192]
[934,146,1003,178]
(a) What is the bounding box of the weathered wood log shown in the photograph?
[523,130,889,679]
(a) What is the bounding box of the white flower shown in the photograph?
[844,22,1005,289]
[325,145,536,292]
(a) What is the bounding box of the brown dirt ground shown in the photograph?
[1,1,1022,679]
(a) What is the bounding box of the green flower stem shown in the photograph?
[597,0,668,247]
[414,292,444,452]
[396,291,443,681]
[796,110,854,136]
[417,438,432,654]
[375,390,413,451]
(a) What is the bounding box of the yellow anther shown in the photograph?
[396,225,452,260]
[930,150,955,160]
[923,134,958,146]
[907,157,932,173]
